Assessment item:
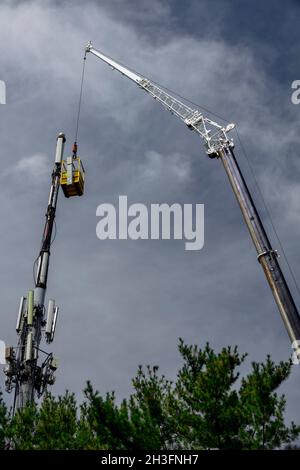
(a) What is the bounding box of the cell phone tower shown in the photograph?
[4,133,85,411]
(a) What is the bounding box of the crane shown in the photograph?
[86,41,300,358]
[4,134,85,411]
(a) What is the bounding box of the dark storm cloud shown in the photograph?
[0,0,299,425]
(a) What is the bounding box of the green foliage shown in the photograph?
[170,340,247,449]
[5,392,104,449]
[1,341,299,450]
[0,391,9,449]
[239,356,300,449]
[168,340,300,449]
[83,383,131,450]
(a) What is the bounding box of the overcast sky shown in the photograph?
[0,0,300,424]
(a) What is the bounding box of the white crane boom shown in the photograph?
[86,41,235,158]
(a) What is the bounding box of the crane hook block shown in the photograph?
[60,156,85,198]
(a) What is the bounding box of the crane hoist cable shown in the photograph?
[58,54,86,199]
[73,51,87,156]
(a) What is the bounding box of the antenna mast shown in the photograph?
[4,133,85,411]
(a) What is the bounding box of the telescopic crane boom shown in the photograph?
[86,42,300,356]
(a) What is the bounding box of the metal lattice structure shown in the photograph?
[86,41,235,157]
